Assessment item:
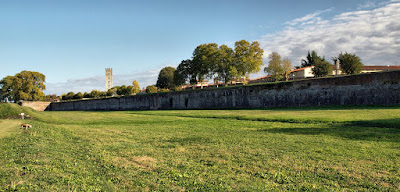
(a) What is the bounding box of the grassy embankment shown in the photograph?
[0,103,399,191]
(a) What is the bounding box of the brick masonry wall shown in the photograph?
[47,71,400,111]
[21,101,51,111]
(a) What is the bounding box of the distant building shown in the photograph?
[105,68,113,91]
[288,66,314,79]
[332,65,400,74]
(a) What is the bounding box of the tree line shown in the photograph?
[265,51,363,81]
[155,40,264,90]
[1,43,364,102]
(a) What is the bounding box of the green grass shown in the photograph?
[0,103,35,119]
[0,106,399,191]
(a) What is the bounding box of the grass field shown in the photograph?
[0,104,399,191]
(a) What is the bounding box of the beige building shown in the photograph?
[105,68,113,91]
[288,66,315,79]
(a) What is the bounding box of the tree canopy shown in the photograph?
[338,52,363,75]
[156,67,176,89]
[234,40,264,80]
[146,85,158,93]
[174,59,196,87]
[301,50,333,77]
[301,51,321,68]
[0,71,46,101]
[282,58,292,81]
[312,59,333,77]
[132,80,140,94]
[264,52,283,82]
[174,40,263,87]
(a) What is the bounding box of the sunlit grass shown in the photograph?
[0,106,399,191]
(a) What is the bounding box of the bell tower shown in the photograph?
[105,68,113,90]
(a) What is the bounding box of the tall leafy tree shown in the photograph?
[338,52,363,75]
[192,43,219,87]
[215,45,236,85]
[264,52,283,82]
[301,50,321,67]
[282,58,292,81]
[0,71,46,101]
[174,59,195,86]
[234,40,264,83]
[312,60,333,77]
[132,80,140,94]
[156,66,176,89]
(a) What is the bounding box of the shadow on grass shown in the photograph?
[129,112,400,128]
[260,121,400,143]
[349,118,400,129]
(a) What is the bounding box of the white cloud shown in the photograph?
[285,8,333,26]
[259,1,400,67]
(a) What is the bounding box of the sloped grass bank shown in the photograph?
[0,107,399,191]
[0,103,35,119]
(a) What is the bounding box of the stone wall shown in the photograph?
[47,71,400,111]
[21,101,51,111]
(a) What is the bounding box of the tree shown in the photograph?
[106,88,116,97]
[66,92,75,100]
[192,43,219,87]
[264,52,283,81]
[73,92,83,100]
[215,45,236,85]
[282,58,292,81]
[338,52,363,75]
[156,67,176,89]
[0,71,46,102]
[132,80,140,94]
[83,92,90,98]
[90,90,101,98]
[312,60,333,77]
[174,60,193,87]
[146,85,158,94]
[301,50,321,67]
[114,85,134,96]
[234,40,264,83]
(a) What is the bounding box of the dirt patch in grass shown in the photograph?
[112,156,157,170]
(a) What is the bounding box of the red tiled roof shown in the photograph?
[290,66,312,73]
[251,75,271,81]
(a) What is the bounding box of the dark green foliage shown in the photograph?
[174,60,193,86]
[156,67,176,89]
[174,40,263,87]
[215,45,236,85]
[73,92,83,100]
[191,43,220,86]
[338,52,363,75]
[90,90,102,98]
[312,59,333,77]
[113,85,133,96]
[0,71,46,102]
[146,85,158,93]
[301,50,320,67]
[233,40,264,79]
[83,92,90,98]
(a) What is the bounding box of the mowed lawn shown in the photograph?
[0,107,399,191]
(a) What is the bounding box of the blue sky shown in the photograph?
[1,0,399,95]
